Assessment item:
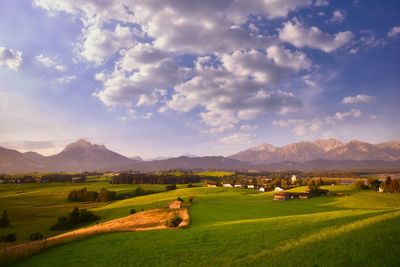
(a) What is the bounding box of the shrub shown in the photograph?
[165,214,183,228]
[50,206,99,230]
[29,232,45,241]
[97,188,117,202]
[0,210,10,227]
[68,188,98,202]
[165,184,177,191]
[177,196,184,202]
[0,233,16,243]
[189,196,194,204]
[130,209,136,215]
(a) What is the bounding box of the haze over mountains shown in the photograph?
[0,138,399,173]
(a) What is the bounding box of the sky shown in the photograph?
[0,0,399,158]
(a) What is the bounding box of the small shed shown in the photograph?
[223,183,232,187]
[247,185,255,189]
[259,187,265,192]
[274,187,284,192]
[274,192,288,201]
[169,200,181,209]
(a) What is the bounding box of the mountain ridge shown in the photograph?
[0,138,399,173]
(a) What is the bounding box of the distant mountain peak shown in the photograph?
[314,138,344,152]
[63,139,107,152]
[182,153,198,158]
[249,143,276,152]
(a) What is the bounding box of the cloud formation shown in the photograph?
[273,109,362,136]
[279,20,353,52]
[35,54,66,71]
[0,47,22,71]
[388,26,400,38]
[342,94,376,104]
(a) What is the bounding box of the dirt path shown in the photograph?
[48,208,189,241]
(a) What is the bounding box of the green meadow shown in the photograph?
[1,183,400,266]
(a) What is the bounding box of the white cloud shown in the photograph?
[330,10,345,23]
[273,109,362,136]
[0,47,22,71]
[388,26,400,38]
[35,54,66,71]
[279,20,353,52]
[164,51,304,132]
[94,56,190,107]
[240,124,259,131]
[80,24,138,64]
[314,0,329,6]
[342,94,376,104]
[325,109,361,124]
[57,75,76,84]
[219,133,255,145]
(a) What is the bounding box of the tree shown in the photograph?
[0,233,16,243]
[130,209,136,215]
[0,210,10,227]
[165,214,183,227]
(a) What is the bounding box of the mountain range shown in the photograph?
[0,138,399,173]
[229,138,400,164]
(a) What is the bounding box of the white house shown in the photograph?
[247,185,255,189]
[234,184,243,188]
[274,187,284,192]
[259,187,265,192]
[223,183,232,187]
[291,175,297,183]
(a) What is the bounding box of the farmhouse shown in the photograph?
[169,200,181,209]
[247,185,255,189]
[291,175,297,183]
[234,184,243,188]
[223,183,232,187]
[206,181,217,187]
[274,187,284,192]
[259,187,265,192]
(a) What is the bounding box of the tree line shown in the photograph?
[111,173,205,184]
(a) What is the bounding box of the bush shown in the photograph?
[189,196,194,204]
[68,188,98,202]
[97,188,117,202]
[51,206,99,230]
[165,184,177,191]
[177,196,184,202]
[29,232,45,241]
[0,210,10,227]
[0,233,16,243]
[130,209,136,215]
[165,214,183,228]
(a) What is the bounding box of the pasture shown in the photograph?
[1,184,400,266]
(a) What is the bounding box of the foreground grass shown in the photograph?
[5,185,400,266]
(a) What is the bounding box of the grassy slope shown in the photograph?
[9,185,400,267]
[0,182,175,243]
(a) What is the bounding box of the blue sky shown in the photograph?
[0,0,399,158]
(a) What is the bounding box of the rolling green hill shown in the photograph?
[3,184,400,266]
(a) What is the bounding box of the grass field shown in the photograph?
[2,184,400,266]
[0,182,183,244]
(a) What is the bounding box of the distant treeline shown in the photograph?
[111,173,205,184]
[0,172,102,183]
[236,170,390,178]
